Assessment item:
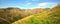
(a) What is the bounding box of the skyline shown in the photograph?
[0,0,60,9]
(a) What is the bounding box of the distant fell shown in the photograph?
[12,4,60,24]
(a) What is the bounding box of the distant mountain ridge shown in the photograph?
[0,7,50,24]
[12,4,60,24]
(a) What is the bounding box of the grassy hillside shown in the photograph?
[0,7,50,24]
[12,4,60,24]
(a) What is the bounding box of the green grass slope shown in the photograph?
[12,4,60,24]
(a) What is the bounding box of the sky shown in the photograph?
[0,0,60,9]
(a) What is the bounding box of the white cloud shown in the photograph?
[32,0,39,1]
[25,2,31,6]
[38,3,47,6]
[27,3,31,5]
[36,2,58,8]
[25,0,29,2]
[26,1,28,2]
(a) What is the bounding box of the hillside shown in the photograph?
[12,4,60,24]
[0,7,50,24]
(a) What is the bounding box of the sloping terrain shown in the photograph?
[0,7,50,24]
[12,4,60,24]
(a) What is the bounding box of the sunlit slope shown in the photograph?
[12,4,60,24]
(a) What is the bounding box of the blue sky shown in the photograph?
[0,0,60,9]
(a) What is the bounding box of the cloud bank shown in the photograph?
[35,2,58,8]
